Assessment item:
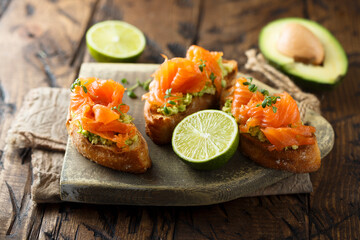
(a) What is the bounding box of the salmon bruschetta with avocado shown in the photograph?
[66,77,151,173]
[221,77,321,173]
[142,45,238,144]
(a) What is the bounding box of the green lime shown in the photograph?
[172,110,239,170]
[86,20,146,63]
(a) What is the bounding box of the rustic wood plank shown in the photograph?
[0,0,97,238]
[172,195,309,239]
[309,115,360,239]
[305,1,360,238]
[195,0,306,71]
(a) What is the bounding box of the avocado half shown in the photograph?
[259,18,348,89]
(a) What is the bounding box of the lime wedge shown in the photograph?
[172,110,239,170]
[86,20,146,63]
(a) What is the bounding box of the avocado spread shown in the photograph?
[125,134,138,146]
[76,111,137,146]
[218,57,233,77]
[119,112,134,124]
[157,84,216,116]
[222,99,233,116]
[248,126,267,142]
[77,123,115,146]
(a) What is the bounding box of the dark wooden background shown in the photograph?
[0,0,359,239]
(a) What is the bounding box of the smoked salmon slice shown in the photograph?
[229,77,316,151]
[142,45,225,107]
[186,45,223,94]
[70,77,136,149]
[143,57,206,106]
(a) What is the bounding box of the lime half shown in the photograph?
[86,20,146,63]
[172,110,239,170]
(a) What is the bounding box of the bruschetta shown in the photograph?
[221,77,321,173]
[142,45,238,144]
[66,77,151,173]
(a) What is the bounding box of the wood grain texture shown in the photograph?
[0,0,97,238]
[0,0,359,239]
[197,0,306,71]
[305,1,360,239]
[83,0,201,63]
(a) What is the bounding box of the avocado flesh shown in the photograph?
[259,18,348,87]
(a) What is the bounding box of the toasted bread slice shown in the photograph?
[66,119,151,173]
[144,60,238,145]
[240,133,320,173]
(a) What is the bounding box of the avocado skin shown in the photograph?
[258,17,348,91]
[266,58,346,91]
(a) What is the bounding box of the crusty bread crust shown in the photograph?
[144,59,238,145]
[240,133,321,173]
[66,119,151,173]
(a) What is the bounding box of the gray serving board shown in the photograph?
[60,63,334,206]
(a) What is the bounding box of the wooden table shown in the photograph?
[0,0,359,239]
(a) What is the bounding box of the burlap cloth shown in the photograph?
[6,53,319,203]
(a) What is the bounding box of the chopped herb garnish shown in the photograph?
[242,77,253,88]
[123,78,152,98]
[70,78,81,91]
[127,91,137,98]
[221,80,226,88]
[199,59,206,72]
[242,77,279,113]
[163,88,182,101]
[209,72,216,83]
[126,81,141,98]
[71,78,88,93]
[261,101,267,108]
[142,78,152,91]
[111,103,126,116]
[136,78,152,90]
[248,84,257,92]
[164,88,172,99]
[163,88,182,102]
[160,88,185,110]
[121,78,128,84]
[261,96,280,112]
[260,89,269,96]
[163,106,169,114]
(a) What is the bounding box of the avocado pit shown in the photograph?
[276,23,325,65]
